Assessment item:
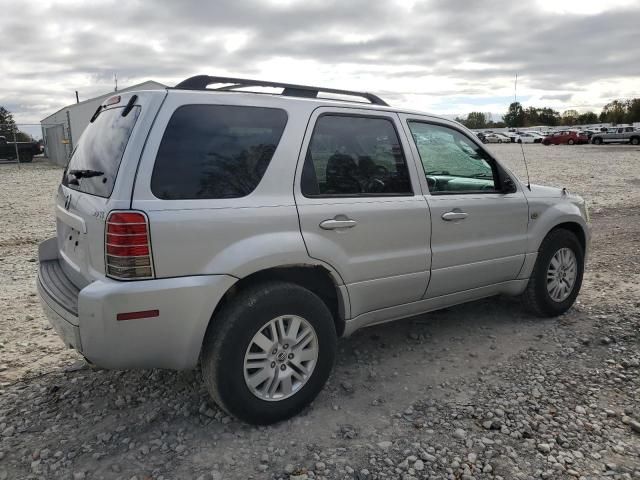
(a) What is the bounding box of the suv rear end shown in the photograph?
[36,89,236,369]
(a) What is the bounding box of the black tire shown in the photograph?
[522,229,584,317]
[631,136,640,146]
[543,140,550,146]
[19,154,33,163]
[567,139,575,145]
[201,281,337,425]
[498,139,503,143]
[592,137,602,145]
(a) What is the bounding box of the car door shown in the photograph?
[294,108,431,318]
[399,116,529,298]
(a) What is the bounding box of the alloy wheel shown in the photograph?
[243,315,318,401]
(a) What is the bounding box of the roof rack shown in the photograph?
[173,75,389,106]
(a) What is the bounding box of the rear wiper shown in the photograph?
[68,169,104,179]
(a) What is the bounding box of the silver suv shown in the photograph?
[37,75,590,424]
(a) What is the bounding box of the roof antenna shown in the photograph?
[515,73,531,191]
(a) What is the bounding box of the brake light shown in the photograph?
[105,211,154,280]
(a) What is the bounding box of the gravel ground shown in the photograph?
[0,144,639,480]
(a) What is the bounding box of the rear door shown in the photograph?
[400,116,529,297]
[56,91,164,286]
[294,108,431,318]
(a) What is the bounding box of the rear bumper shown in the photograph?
[37,238,237,370]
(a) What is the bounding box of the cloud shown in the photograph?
[1,0,639,130]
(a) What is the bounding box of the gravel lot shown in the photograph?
[1,144,639,480]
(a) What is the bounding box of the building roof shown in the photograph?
[41,80,167,122]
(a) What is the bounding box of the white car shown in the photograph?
[517,132,540,144]
[37,75,591,424]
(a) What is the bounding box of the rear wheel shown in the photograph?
[543,140,550,145]
[567,139,575,145]
[19,153,33,163]
[522,229,584,317]
[631,136,640,146]
[592,137,603,145]
[201,281,337,425]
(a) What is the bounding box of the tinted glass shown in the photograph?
[62,106,140,198]
[151,105,287,200]
[407,122,498,194]
[301,115,412,196]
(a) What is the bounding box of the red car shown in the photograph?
[542,131,588,145]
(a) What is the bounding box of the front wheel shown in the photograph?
[201,281,337,425]
[631,137,640,146]
[19,154,33,163]
[567,139,575,145]
[522,229,584,317]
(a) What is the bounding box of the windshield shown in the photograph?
[62,106,140,197]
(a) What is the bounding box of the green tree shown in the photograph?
[537,107,560,126]
[625,99,640,123]
[0,106,18,139]
[0,106,31,142]
[600,100,627,124]
[503,102,525,128]
[524,107,540,126]
[465,111,487,129]
[562,109,579,126]
[577,111,598,124]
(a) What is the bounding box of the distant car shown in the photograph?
[516,132,539,144]
[484,133,507,143]
[528,132,547,143]
[495,133,513,143]
[0,136,40,162]
[591,126,640,145]
[542,131,588,145]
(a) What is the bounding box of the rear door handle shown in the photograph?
[442,211,468,221]
[319,218,357,230]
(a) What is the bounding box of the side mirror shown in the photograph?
[502,176,517,194]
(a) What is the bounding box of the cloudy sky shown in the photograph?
[2,0,640,135]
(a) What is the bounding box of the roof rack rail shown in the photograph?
[173,75,389,106]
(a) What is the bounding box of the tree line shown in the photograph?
[455,98,640,129]
[0,106,34,142]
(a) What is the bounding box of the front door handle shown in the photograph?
[319,218,357,230]
[442,211,468,221]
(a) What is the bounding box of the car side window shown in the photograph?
[301,115,412,196]
[407,121,500,194]
[151,105,287,200]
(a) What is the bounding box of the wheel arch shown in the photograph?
[202,264,349,357]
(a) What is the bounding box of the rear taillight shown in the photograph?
[105,211,154,280]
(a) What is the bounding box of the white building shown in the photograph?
[40,80,166,166]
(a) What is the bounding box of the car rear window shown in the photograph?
[62,106,141,198]
[151,105,288,200]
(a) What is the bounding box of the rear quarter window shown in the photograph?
[151,105,288,200]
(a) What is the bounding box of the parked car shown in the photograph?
[542,131,588,145]
[591,126,640,145]
[0,135,40,162]
[483,133,505,143]
[474,131,486,143]
[516,132,539,144]
[37,75,590,425]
